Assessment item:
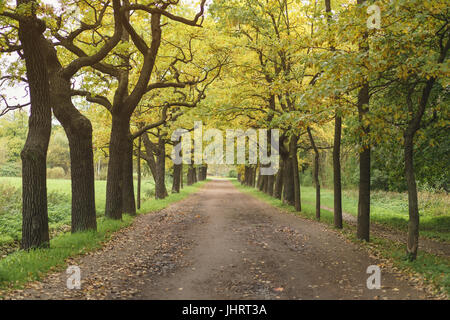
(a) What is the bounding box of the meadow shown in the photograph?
[299,185,450,242]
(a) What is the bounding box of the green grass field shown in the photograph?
[0,177,158,214]
[0,177,165,250]
[298,185,450,242]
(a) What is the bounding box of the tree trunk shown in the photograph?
[282,154,294,206]
[180,164,184,189]
[200,165,207,180]
[172,164,181,193]
[307,128,320,219]
[290,135,301,212]
[141,133,168,199]
[263,175,269,193]
[274,160,284,199]
[244,166,250,186]
[122,132,136,214]
[258,168,265,191]
[18,9,51,249]
[404,134,419,260]
[105,114,130,220]
[356,0,371,241]
[137,136,141,210]
[155,145,168,199]
[43,16,98,233]
[202,165,208,180]
[357,83,371,241]
[64,114,97,231]
[333,115,343,229]
[187,165,195,186]
[266,174,274,196]
[193,166,198,183]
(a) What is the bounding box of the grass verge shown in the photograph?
[0,181,206,293]
[232,180,450,298]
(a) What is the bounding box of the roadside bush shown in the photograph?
[47,191,71,225]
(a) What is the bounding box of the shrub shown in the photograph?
[0,184,21,216]
[228,170,237,178]
[0,162,21,177]
[47,167,66,179]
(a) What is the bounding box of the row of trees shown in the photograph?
[0,0,224,249]
[207,0,448,261]
[0,0,447,262]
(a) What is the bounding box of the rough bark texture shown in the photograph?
[43,44,97,231]
[105,115,130,219]
[18,7,51,249]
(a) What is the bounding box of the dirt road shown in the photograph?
[4,180,431,300]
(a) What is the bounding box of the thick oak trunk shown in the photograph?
[105,115,130,219]
[64,114,97,231]
[45,42,98,232]
[282,154,295,206]
[18,10,51,249]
